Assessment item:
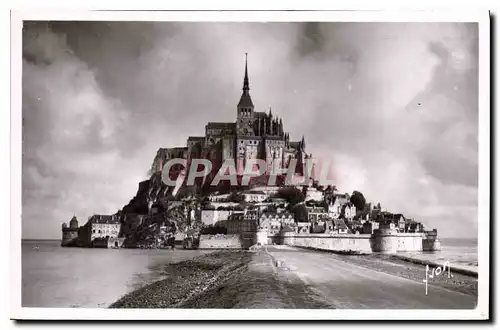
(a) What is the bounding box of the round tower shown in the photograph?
[371,223,397,253]
[62,216,79,247]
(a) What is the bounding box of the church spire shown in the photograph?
[237,53,254,109]
[243,53,249,95]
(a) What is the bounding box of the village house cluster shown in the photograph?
[197,182,425,244]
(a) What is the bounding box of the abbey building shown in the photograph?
[150,55,308,178]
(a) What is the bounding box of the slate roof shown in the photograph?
[188,136,205,141]
[206,122,235,129]
[89,214,120,224]
[237,93,254,108]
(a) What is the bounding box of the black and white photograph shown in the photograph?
[10,10,490,320]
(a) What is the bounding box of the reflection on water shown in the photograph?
[22,240,208,308]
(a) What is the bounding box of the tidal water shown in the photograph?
[395,238,478,272]
[21,238,479,308]
[21,240,209,308]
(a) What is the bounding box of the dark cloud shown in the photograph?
[21,22,478,239]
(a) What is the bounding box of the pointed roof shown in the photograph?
[243,53,249,93]
[69,216,79,228]
[238,53,254,108]
[238,94,254,108]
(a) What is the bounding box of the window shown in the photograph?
[92,230,95,233]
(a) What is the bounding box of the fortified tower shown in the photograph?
[61,215,79,246]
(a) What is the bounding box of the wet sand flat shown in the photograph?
[110,246,477,309]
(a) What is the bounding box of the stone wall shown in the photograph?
[61,229,78,246]
[198,232,257,249]
[371,230,424,253]
[201,210,233,226]
[198,234,243,249]
[108,237,126,248]
[279,232,373,254]
[275,231,434,254]
[196,230,437,253]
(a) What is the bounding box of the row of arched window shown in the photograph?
[240,108,252,116]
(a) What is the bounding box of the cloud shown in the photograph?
[21,22,478,239]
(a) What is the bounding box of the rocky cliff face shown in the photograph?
[125,172,180,212]
[118,172,202,248]
[116,155,290,248]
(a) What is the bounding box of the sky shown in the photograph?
[21,21,479,239]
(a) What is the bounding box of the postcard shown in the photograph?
[10,10,490,320]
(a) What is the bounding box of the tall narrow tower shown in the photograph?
[236,53,255,136]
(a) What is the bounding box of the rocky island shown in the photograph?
[56,56,477,311]
[61,56,440,254]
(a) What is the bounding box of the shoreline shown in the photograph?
[389,254,478,277]
[109,250,253,308]
[332,251,478,297]
[109,246,477,308]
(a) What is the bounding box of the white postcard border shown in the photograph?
[10,9,490,320]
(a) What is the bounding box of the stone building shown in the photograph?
[201,209,237,226]
[327,193,351,219]
[382,213,406,232]
[61,216,79,246]
[306,206,329,222]
[259,217,282,236]
[297,222,311,233]
[304,187,324,201]
[340,202,357,221]
[406,221,424,233]
[215,209,260,234]
[259,211,295,238]
[259,211,295,227]
[149,55,308,181]
[362,221,380,234]
[80,214,122,248]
